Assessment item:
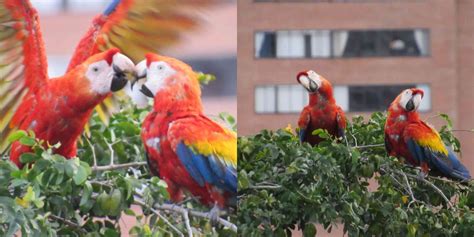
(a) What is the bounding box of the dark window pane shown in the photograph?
[258,32,276,58]
[342,30,425,57]
[348,85,415,111]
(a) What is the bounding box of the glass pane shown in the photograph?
[255,86,276,113]
[276,31,305,58]
[277,85,291,112]
[337,29,428,57]
[255,32,276,58]
[348,85,415,112]
[289,85,305,112]
[309,30,331,57]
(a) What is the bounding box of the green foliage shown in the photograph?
[0,106,237,236]
[238,112,474,236]
[197,72,217,85]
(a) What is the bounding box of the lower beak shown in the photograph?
[131,74,146,90]
[110,65,129,92]
[140,85,154,98]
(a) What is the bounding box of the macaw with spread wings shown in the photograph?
[0,0,213,166]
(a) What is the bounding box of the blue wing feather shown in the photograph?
[298,128,306,142]
[407,139,471,181]
[176,143,206,187]
[103,0,121,15]
[176,142,236,193]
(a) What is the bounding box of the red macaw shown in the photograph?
[0,0,214,165]
[385,88,471,181]
[134,53,237,209]
[296,70,346,145]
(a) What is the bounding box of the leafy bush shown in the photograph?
[238,112,474,236]
[0,106,237,236]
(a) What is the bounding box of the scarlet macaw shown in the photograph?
[0,0,213,165]
[133,53,237,209]
[384,88,471,181]
[296,70,346,145]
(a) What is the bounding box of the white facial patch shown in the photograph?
[398,89,413,110]
[85,60,113,95]
[143,61,177,96]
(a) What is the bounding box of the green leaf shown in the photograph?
[197,72,216,85]
[303,223,317,237]
[19,153,39,164]
[19,137,36,146]
[7,130,27,143]
[73,165,89,185]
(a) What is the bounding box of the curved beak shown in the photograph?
[132,60,147,90]
[110,53,134,92]
[297,71,318,93]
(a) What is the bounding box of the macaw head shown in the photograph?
[393,88,424,112]
[79,48,135,95]
[133,53,200,100]
[297,70,334,97]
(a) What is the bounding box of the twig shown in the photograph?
[392,170,454,209]
[92,161,147,172]
[49,214,87,234]
[352,144,385,149]
[157,203,238,233]
[133,198,184,237]
[248,185,282,190]
[400,170,417,207]
[85,137,97,168]
[450,129,474,133]
[182,208,193,237]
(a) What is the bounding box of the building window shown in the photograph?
[255,86,276,113]
[334,29,430,57]
[276,85,308,113]
[255,84,431,113]
[255,29,429,59]
[255,85,308,113]
[255,32,276,58]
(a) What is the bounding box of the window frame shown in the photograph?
[254,28,431,60]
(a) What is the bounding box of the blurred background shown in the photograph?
[31,0,237,117]
[238,0,474,194]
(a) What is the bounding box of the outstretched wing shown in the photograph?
[0,0,48,152]
[67,0,215,125]
[404,122,471,181]
[168,116,237,194]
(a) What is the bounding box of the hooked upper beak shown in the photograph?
[131,60,147,90]
[110,53,135,92]
[297,71,318,93]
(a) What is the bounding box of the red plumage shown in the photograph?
[296,70,346,145]
[140,54,237,208]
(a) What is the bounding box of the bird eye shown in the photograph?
[92,67,99,72]
[158,65,164,70]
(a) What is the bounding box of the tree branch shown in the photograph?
[133,198,184,237]
[156,203,238,233]
[405,172,454,209]
[352,144,385,149]
[92,161,147,172]
[48,214,87,234]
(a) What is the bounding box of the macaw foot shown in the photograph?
[208,204,221,226]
